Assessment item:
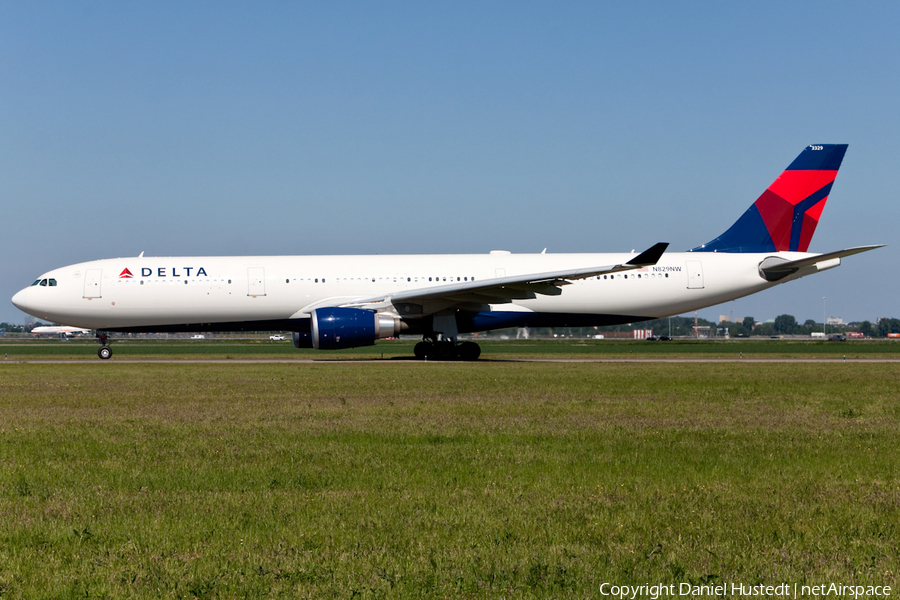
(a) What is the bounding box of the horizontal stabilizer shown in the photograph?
[759,245,884,281]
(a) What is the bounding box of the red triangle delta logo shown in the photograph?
[119,268,134,279]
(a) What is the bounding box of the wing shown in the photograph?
[339,243,668,314]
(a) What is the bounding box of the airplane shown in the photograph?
[11,144,882,360]
[31,325,92,339]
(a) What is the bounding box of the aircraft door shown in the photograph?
[84,269,102,298]
[248,267,266,296]
[686,261,704,289]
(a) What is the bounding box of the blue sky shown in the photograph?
[2,2,897,326]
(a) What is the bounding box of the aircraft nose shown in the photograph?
[11,287,33,313]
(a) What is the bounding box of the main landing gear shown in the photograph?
[413,337,481,361]
[97,332,112,360]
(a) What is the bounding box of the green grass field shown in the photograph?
[1,348,899,597]
[2,337,899,361]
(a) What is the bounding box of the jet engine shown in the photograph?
[292,331,313,348]
[310,307,402,349]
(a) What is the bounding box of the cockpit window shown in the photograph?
[32,280,41,286]
[49,279,57,286]
[39,279,48,286]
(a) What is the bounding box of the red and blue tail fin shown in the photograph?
[691,144,848,253]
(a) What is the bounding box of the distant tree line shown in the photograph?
[719,315,898,338]
[1,321,49,334]
[0,322,31,333]
[492,315,900,339]
[873,318,900,337]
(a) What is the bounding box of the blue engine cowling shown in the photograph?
[292,331,313,348]
[310,307,400,350]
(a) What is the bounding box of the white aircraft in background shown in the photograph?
[31,325,92,338]
[12,144,881,360]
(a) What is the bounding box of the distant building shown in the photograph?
[827,317,844,326]
[693,325,711,338]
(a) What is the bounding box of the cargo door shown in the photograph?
[84,269,102,298]
[248,267,266,296]
[686,261,704,289]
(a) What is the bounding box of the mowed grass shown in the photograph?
[3,337,900,360]
[1,362,899,598]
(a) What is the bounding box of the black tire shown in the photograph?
[414,341,432,360]
[436,342,457,360]
[98,346,112,360]
[457,341,481,361]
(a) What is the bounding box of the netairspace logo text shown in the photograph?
[598,582,891,599]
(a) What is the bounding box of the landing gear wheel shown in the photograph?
[98,346,112,360]
[414,341,432,360]
[436,342,457,360]
[457,341,481,361]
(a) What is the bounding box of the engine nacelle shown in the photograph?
[292,331,313,348]
[310,307,401,349]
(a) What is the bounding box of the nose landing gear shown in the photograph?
[97,332,112,359]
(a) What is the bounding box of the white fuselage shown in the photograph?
[12,251,826,332]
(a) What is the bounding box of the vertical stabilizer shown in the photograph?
[691,144,848,253]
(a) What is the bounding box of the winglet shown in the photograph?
[627,242,669,266]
